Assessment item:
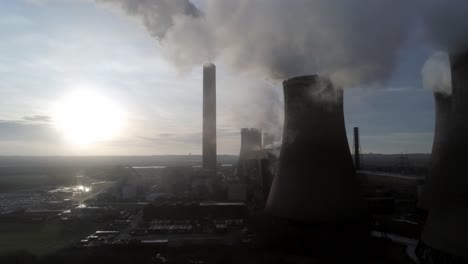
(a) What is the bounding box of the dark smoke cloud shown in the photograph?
[421,0,468,54]
[96,0,468,87]
[97,0,201,39]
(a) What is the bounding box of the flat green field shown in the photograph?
[0,220,102,256]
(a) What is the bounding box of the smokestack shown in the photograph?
[265,75,365,222]
[418,93,452,211]
[353,127,361,170]
[237,128,262,182]
[421,50,468,259]
[203,63,217,176]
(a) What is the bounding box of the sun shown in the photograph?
[53,90,126,147]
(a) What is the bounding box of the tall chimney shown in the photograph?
[421,50,468,259]
[203,63,217,176]
[353,127,361,170]
[265,75,365,222]
[418,93,452,211]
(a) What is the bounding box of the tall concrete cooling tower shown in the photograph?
[418,93,452,211]
[265,75,365,222]
[203,63,217,176]
[421,50,468,260]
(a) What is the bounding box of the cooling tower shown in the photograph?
[421,50,468,259]
[418,93,452,211]
[239,128,262,160]
[236,128,262,182]
[265,75,365,222]
[202,63,217,176]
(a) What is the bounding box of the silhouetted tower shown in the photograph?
[421,50,468,260]
[353,127,361,170]
[203,63,217,176]
[236,128,262,182]
[418,93,452,210]
[265,75,366,222]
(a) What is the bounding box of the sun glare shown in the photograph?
[54,90,126,147]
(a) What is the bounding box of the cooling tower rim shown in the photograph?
[434,91,452,99]
[283,74,334,87]
[203,62,216,68]
[241,128,262,133]
[449,48,468,66]
[283,75,318,85]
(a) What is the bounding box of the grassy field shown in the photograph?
[0,220,102,256]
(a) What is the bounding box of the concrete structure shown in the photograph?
[421,50,468,259]
[239,128,262,159]
[265,75,365,222]
[203,63,217,176]
[353,127,361,170]
[236,128,262,182]
[418,93,452,210]
[235,128,266,207]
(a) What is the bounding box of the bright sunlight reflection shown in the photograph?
[54,90,126,147]
[73,185,91,193]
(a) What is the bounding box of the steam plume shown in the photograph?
[422,52,452,95]
[96,0,468,87]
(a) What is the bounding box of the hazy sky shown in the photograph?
[0,0,438,155]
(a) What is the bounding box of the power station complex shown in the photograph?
[200,48,468,262]
[4,51,466,264]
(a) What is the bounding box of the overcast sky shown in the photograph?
[0,0,438,155]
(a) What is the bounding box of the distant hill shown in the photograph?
[358,153,430,176]
[0,155,238,169]
[0,154,430,170]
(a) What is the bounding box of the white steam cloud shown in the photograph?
[96,0,468,87]
[422,51,452,95]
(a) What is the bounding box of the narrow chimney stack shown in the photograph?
[202,63,217,176]
[353,127,361,170]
